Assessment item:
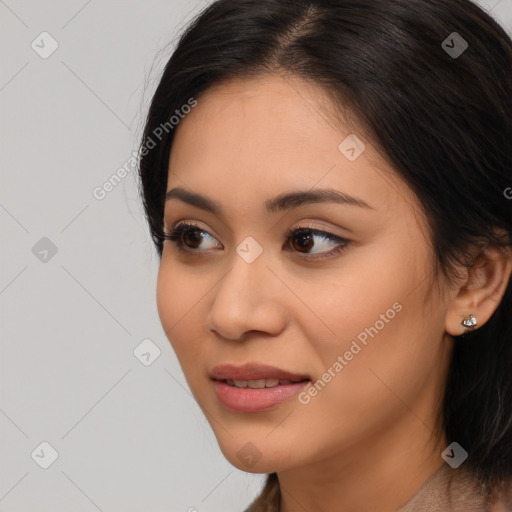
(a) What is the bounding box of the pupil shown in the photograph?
[294,232,313,252]
[185,230,203,248]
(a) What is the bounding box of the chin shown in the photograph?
[213,433,297,474]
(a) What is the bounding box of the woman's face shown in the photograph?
[157,74,454,474]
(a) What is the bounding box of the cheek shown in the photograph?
[156,259,207,367]
[156,260,177,337]
[290,314,430,457]
[297,242,437,419]
[291,237,418,360]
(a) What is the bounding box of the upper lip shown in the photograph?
[210,363,310,382]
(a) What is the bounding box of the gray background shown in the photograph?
[1,1,511,511]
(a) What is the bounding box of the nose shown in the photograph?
[205,249,288,341]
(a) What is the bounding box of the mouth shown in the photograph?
[210,363,311,412]
[219,377,309,388]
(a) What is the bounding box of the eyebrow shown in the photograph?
[165,187,373,215]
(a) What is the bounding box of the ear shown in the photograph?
[445,240,512,337]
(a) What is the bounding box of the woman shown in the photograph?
[138,0,512,510]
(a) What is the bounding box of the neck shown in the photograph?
[277,412,447,512]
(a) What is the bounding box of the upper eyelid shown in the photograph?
[168,222,348,244]
[165,210,353,237]
[169,221,221,242]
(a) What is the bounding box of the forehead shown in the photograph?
[173,75,344,152]
[167,74,420,222]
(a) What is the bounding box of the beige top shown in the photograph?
[396,464,512,512]
[245,465,512,511]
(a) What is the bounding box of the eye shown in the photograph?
[163,222,350,260]
[283,224,350,260]
[163,222,220,254]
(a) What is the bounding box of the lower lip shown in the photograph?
[212,379,309,412]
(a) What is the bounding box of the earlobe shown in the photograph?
[444,242,512,337]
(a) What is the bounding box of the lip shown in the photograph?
[210,362,310,382]
[212,380,309,412]
[210,363,310,413]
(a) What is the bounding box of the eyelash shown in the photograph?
[163,222,350,261]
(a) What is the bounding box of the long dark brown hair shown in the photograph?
[137,0,512,509]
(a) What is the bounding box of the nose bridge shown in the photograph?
[206,242,286,340]
[221,233,271,300]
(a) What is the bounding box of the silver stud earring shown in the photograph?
[461,314,478,329]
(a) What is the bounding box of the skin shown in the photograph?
[156,74,512,512]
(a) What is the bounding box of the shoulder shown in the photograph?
[397,464,512,512]
[449,467,512,512]
[487,475,512,512]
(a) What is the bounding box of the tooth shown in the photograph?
[247,379,266,389]
[233,380,248,388]
[265,378,280,387]
[279,380,294,385]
